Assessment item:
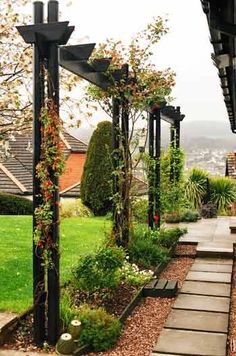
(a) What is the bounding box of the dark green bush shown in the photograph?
[200,202,217,218]
[128,228,170,269]
[80,121,113,216]
[78,305,121,352]
[0,192,33,215]
[72,246,125,293]
[180,210,201,222]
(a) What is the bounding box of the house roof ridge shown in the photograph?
[0,162,27,193]
[60,132,71,150]
[60,181,80,194]
[64,129,88,147]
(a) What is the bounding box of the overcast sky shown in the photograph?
[26,0,229,127]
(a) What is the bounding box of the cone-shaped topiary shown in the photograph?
[80,121,113,216]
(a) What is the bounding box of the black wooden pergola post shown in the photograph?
[148,110,154,229]
[32,1,45,345]
[47,0,60,345]
[170,106,181,183]
[148,106,161,229]
[112,97,121,240]
[17,0,73,346]
[120,64,130,246]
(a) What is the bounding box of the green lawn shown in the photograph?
[0,216,109,313]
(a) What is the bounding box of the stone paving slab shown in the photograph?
[181,280,231,297]
[154,329,227,355]
[152,354,181,356]
[0,313,18,332]
[197,245,233,258]
[190,263,232,273]
[173,294,230,313]
[165,309,228,333]
[195,258,233,265]
[186,270,231,283]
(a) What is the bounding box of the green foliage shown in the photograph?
[128,227,170,268]
[60,290,79,330]
[160,148,186,215]
[154,227,187,249]
[209,177,236,214]
[80,121,113,216]
[119,261,153,286]
[180,210,201,222]
[0,192,33,215]
[131,198,148,223]
[185,168,209,209]
[200,202,218,218]
[78,305,121,352]
[60,199,93,219]
[72,246,125,293]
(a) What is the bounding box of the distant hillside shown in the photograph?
[69,120,236,152]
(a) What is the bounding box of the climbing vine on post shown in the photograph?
[34,99,65,267]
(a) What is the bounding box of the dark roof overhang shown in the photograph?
[201,0,236,132]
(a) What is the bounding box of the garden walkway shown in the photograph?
[153,216,236,356]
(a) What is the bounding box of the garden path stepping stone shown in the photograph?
[181,280,231,297]
[197,244,233,258]
[154,329,227,355]
[173,294,230,313]
[195,258,233,265]
[190,263,232,273]
[186,270,231,283]
[165,309,228,333]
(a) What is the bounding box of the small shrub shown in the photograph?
[200,202,217,218]
[185,167,209,209]
[119,261,153,286]
[131,198,148,223]
[209,177,236,214]
[128,228,170,269]
[180,210,201,222]
[164,212,181,223]
[78,305,121,352]
[72,246,125,293]
[155,227,187,249]
[0,192,33,215]
[60,199,93,219]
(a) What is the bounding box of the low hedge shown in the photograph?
[0,192,33,215]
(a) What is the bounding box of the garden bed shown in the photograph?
[2,232,188,354]
[88,256,194,356]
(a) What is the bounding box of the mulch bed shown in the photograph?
[71,283,139,318]
[228,260,236,356]
[89,256,194,356]
[175,244,197,257]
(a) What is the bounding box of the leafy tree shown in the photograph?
[0,0,79,139]
[85,17,175,244]
[80,121,113,216]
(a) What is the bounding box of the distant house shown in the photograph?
[225,153,236,179]
[0,131,87,198]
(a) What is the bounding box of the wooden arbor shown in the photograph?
[17,0,131,345]
[148,104,185,229]
[17,0,74,346]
